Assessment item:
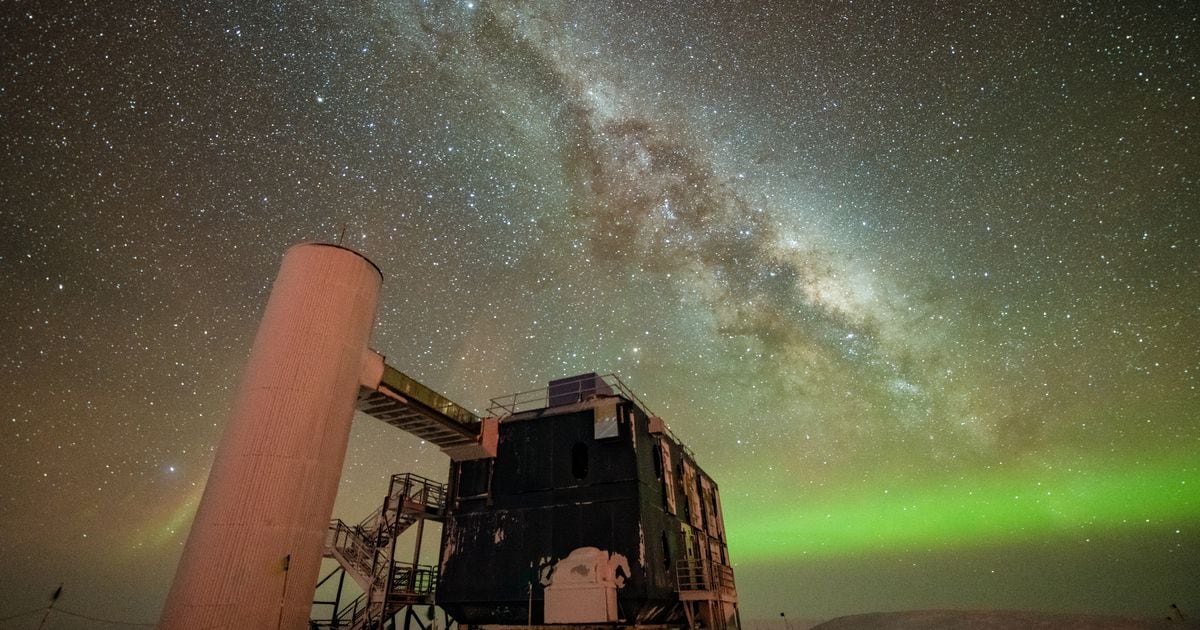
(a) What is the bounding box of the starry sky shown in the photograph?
[1,0,1197,627]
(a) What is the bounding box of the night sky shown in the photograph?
[2,1,1198,627]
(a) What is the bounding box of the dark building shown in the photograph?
[437,373,739,629]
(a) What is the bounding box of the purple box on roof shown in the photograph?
[547,373,613,407]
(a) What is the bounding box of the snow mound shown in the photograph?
[810,609,1198,630]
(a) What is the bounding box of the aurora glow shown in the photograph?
[1,1,1197,627]
[727,450,1199,561]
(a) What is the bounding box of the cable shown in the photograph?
[40,607,156,627]
[0,606,47,623]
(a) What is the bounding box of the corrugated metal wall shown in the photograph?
[160,244,381,630]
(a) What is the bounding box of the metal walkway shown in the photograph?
[356,358,482,452]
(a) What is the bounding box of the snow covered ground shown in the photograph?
[807,609,1199,630]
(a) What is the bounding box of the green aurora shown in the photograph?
[726,450,1198,561]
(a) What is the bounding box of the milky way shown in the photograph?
[1,1,1197,627]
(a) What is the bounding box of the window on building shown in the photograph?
[571,442,589,480]
[457,459,492,498]
[652,440,663,479]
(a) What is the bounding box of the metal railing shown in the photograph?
[327,520,383,583]
[354,473,447,543]
[380,365,479,426]
[486,373,699,460]
[676,559,737,598]
[390,472,447,513]
[323,522,440,625]
[387,561,438,598]
[487,373,656,417]
[310,561,436,629]
[319,470,446,630]
[308,592,370,629]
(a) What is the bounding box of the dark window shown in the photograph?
[457,459,492,498]
[661,531,672,571]
[571,442,589,480]
[652,441,663,479]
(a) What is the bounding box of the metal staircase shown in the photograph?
[676,557,738,630]
[313,473,446,630]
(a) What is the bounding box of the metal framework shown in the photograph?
[357,366,480,450]
[677,559,739,630]
[312,473,447,630]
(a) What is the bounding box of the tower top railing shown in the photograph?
[487,372,697,461]
[487,373,654,418]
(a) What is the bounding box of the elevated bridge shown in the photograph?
[356,351,496,461]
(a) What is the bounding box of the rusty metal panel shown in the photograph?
[711,482,727,542]
[681,459,703,530]
[660,439,677,515]
[700,476,719,537]
[594,398,620,440]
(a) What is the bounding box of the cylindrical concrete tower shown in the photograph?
[160,243,382,630]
